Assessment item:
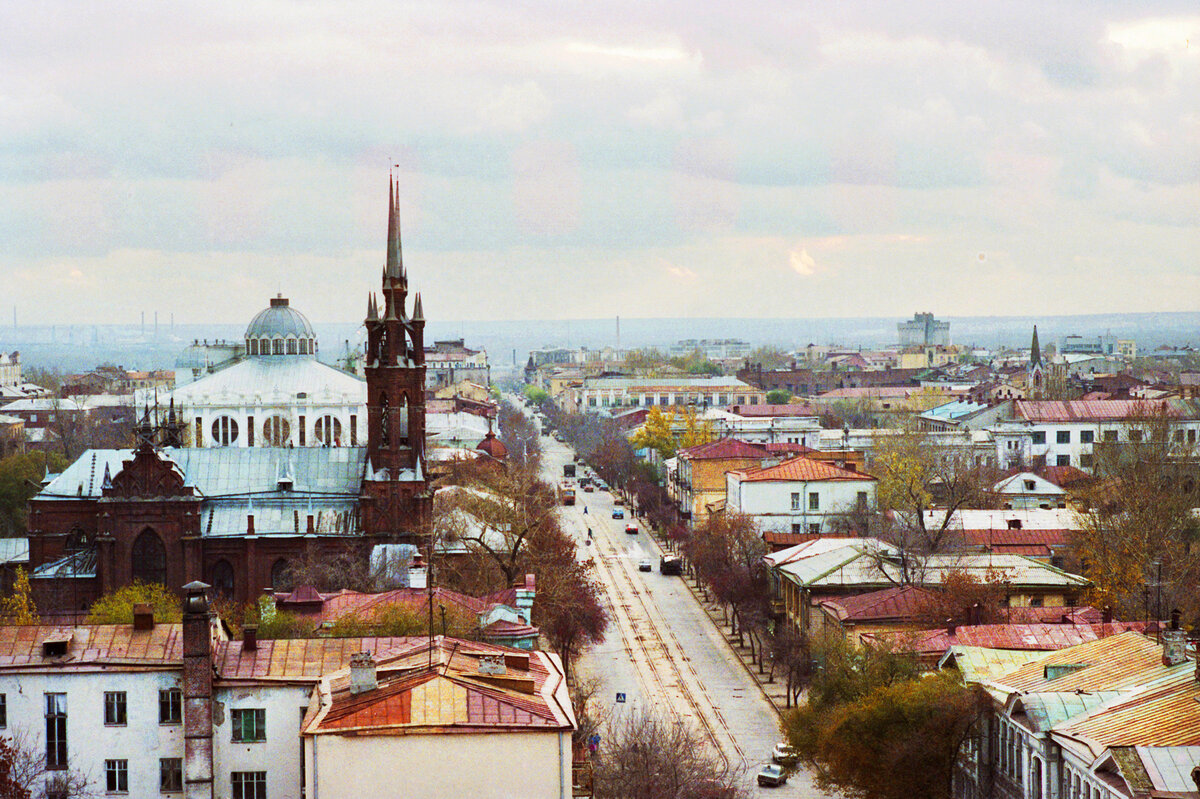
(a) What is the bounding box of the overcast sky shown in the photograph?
[2,2,1198,325]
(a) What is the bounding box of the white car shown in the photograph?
[638,558,653,572]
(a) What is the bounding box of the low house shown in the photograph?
[949,630,1200,799]
[301,637,575,799]
[674,438,776,523]
[765,539,1091,637]
[726,456,877,535]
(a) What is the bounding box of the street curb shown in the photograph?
[644,525,787,721]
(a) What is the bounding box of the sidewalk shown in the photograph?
[643,524,794,718]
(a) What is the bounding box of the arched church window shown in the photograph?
[379,394,390,447]
[270,559,292,592]
[286,338,298,355]
[377,330,388,363]
[208,559,235,599]
[314,416,343,446]
[260,337,271,354]
[273,339,284,355]
[262,416,291,446]
[65,527,90,553]
[211,416,239,446]
[299,339,309,355]
[249,340,259,356]
[131,528,167,586]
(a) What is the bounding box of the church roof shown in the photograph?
[167,356,365,407]
[245,296,316,341]
[39,447,368,499]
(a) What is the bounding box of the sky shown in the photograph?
[1,1,1198,325]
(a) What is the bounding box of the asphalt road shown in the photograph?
[526,411,830,798]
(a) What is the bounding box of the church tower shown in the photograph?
[361,176,430,538]
[1028,325,1045,397]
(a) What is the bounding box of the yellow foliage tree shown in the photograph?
[630,406,712,460]
[0,567,38,624]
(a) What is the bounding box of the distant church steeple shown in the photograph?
[1029,325,1044,395]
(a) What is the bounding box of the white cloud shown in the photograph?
[788,248,817,276]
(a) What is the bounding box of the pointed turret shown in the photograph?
[366,293,377,322]
[413,292,424,322]
[101,462,113,491]
[1030,325,1042,368]
[386,176,404,281]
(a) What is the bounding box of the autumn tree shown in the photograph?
[747,345,791,370]
[592,710,744,799]
[1072,403,1200,624]
[0,450,70,536]
[498,398,541,469]
[86,581,182,624]
[685,513,768,647]
[630,407,713,460]
[0,568,37,625]
[0,731,96,799]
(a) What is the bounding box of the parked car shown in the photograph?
[757,764,787,788]
[612,508,625,519]
[583,484,595,493]
[638,558,653,572]
[771,742,797,766]
[613,496,624,506]
[625,523,639,535]
[660,555,683,575]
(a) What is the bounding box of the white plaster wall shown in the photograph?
[727,474,876,534]
[0,669,185,796]
[211,684,312,799]
[307,730,571,799]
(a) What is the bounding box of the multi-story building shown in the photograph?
[669,339,753,360]
[726,456,877,536]
[0,584,574,799]
[560,376,765,413]
[898,312,950,347]
[0,351,20,388]
[424,339,490,391]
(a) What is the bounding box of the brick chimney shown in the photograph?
[243,624,258,652]
[133,603,154,630]
[181,581,214,799]
[408,554,427,590]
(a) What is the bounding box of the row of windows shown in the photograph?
[100,760,262,796]
[101,689,182,726]
[247,336,314,356]
[584,393,761,407]
[200,414,355,447]
[1031,427,1198,446]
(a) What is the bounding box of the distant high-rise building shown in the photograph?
[898,313,950,347]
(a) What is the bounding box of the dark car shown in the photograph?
[757,764,787,787]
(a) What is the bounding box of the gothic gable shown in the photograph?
[105,447,193,499]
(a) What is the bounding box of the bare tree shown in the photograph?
[0,729,98,798]
[592,710,744,799]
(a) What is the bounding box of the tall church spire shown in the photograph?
[1030,325,1042,368]
[386,174,403,282]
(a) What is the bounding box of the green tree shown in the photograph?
[0,568,37,625]
[523,386,550,404]
[788,673,985,799]
[0,451,70,536]
[747,345,791,370]
[765,389,792,405]
[630,407,712,460]
[86,581,181,624]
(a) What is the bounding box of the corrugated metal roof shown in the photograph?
[939,646,1047,684]
[1018,691,1128,732]
[1014,399,1198,423]
[204,497,359,537]
[40,447,366,499]
[990,631,1185,694]
[1058,676,1200,749]
[1136,746,1200,792]
[214,636,420,681]
[816,585,934,622]
[897,622,1148,658]
[677,438,769,460]
[168,356,364,405]
[0,624,184,667]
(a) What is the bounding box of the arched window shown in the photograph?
[314,416,343,446]
[131,528,167,585]
[249,340,258,356]
[273,339,284,355]
[379,393,390,447]
[270,559,292,592]
[377,330,388,363]
[208,559,235,599]
[262,416,290,446]
[398,393,409,445]
[299,339,309,355]
[260,337,271,354]
[286,338,298,355]
[211,416,239,446]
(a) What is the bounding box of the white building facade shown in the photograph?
[726,457,877,535]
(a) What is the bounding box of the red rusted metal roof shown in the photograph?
[733,456,875,482]
[816,586,934,622]
[1057,676,1200,748]
[676,438,769,460]
[872,622,1151,659]
[0,624,184,668]
[1014,400,1187,422]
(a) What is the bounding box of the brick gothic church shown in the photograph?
[26,178,432,611]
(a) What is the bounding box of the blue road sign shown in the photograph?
[615,692,626,703]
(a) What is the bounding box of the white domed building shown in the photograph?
[165,295,367,447]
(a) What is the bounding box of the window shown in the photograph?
[195,417,204,447]
[856,491,868,508]
[1129,429,1144,442]
[298,415,306,446]
[1057,430,1070,444]
[0,693,6,728]
[105,760,128,793]
[349,414,357,446]
[272,339,284,355]
[45,693,67,770]
[299,339,309,355]
[1030,596,1044,607]
[232,708,266,742]
[131,528,167,585]
[791,523,802,535]
[1024,480,1036,491]
[808,523,820,535]
[1190,429,1197,445]
[790,492,801,511]
[104,691,127,725]
[262,416,290,446]
[1056,455,1070,466]
[808,492,819,511]
[232,772,267,799]
[247,415,254,447]
[160,758,183,792]
[1032,431,1046,445]
[1079,453,1094,469]
[1080,430,1094,444]
[314,415,342,446]
[211,415,239,446]
[286,338,297,355]
[1103,429,1119,442]
[159,688,182,724]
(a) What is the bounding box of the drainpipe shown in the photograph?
[182,581,214,799]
